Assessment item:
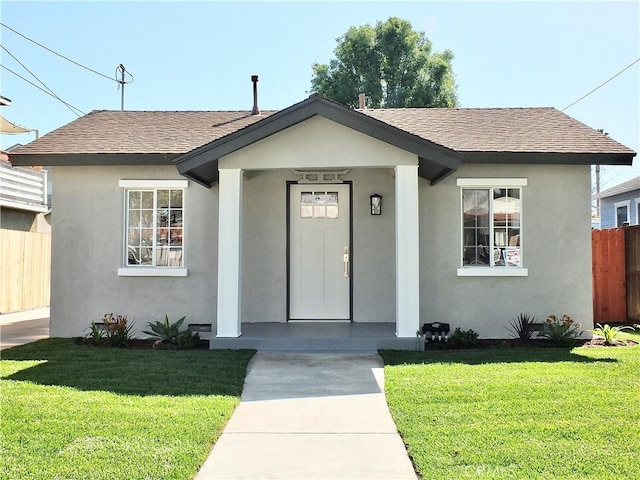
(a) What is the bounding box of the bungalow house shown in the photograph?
[10,90,636,349]
[595,176,640,228]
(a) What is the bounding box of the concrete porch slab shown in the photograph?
[208,322,419,351]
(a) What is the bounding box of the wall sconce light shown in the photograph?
[370,194,382,215]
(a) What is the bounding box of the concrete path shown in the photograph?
[195,352,416,480]
[0,307,50,351]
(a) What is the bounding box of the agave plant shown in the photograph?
[590,323,634,346]
[143,315,186,346]
[506,313,537,341]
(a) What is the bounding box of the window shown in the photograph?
[457,178,528,277]
[614,200,630,227]
[118,180,188,276]
[635,198,640,225]
[300,190,339,219]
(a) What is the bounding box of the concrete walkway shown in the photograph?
[0,307,50,350]
[195,352,416,480]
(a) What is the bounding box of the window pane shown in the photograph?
[129,191,140,209]
[141,191,154,209]
[617,206,628,226]
[169,248,183,267]
[462,189,490,266]
[157,190,170,209]
[170,190,183,208]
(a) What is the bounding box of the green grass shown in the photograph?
[1,338,255,480]
[381,345,640,480]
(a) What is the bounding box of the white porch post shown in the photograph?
[216,168,243,337]
[395,165,420,337]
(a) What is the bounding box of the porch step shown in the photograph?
[207,322,419,352]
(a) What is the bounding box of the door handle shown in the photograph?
[343,247,349,278]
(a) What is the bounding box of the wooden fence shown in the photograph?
[592,225,640,323]
[0,229,51,313]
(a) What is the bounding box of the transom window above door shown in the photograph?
[300,191,339,219]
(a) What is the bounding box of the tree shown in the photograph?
[311,17,459,109]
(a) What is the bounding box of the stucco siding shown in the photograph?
[50,161,594,339]
[219,116,417,170]
[50,165,218,337]
[420,163,593,337]
[240,168,396,324]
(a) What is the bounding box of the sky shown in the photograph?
[1,0,638,189]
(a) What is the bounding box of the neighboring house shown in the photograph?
[10,93,636,347]
[596,176,640,228]
[0,154,51,233]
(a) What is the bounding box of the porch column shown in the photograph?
[216,168,243,337]
[395,165,420,337]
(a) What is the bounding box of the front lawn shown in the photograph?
[381,345,640,480]
[1,339,255,480]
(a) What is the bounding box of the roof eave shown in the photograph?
[462,151,636,165]
[9,152,179,166]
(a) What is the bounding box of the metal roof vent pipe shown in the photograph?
[358,93,366,109]
[251,75,260,115]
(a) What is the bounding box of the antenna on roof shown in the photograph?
[116,64,133,110]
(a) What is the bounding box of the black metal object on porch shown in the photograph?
[421,322,451,342]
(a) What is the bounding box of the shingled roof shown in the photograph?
[10,95,636,176]
[360,107,634,155]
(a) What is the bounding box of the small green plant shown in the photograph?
[450,327,479,348]
[177,329,201,349]
[144,315,186,347]
[590,323,635,346]
[85,321,105,345]
[541,314,582,347]
[102,313,136,348]
[506,313,537,341]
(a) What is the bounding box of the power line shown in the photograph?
[561,58,640,112]
[1,45,83,117]
[1,64,86,115]
[0,22,117,83]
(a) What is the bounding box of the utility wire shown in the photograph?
[1,64,86,115]
[0,22,117,83]
[1,45,83,117]
[561,58,640,112]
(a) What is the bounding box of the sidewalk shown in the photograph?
[0,307,50,325]
[0,307,50,350]
[195,352,417,480]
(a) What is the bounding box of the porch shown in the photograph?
[203,322,419,351]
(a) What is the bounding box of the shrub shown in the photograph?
[506,313,537,341]
[177,329,201,349]
[85,322,105,345]
[450,327,479,348]
[541,314,582,347]
[590,323,635,346]
[102,313,136,348]
[144,315,186,348]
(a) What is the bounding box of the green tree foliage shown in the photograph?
[311,17,459,108]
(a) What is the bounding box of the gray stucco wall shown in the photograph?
[421,164,594,337]
[50,159,594,338]
[240,168,396,324]
[49,165,218,337]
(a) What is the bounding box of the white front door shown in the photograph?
[289,184,351,320]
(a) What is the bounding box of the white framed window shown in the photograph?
[118,180,188,277]
[635,198,640,225]
[456,178,528,277]
[614,200,630,227]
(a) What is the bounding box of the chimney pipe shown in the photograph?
[251,75,260,115]
[358,93,366,109]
